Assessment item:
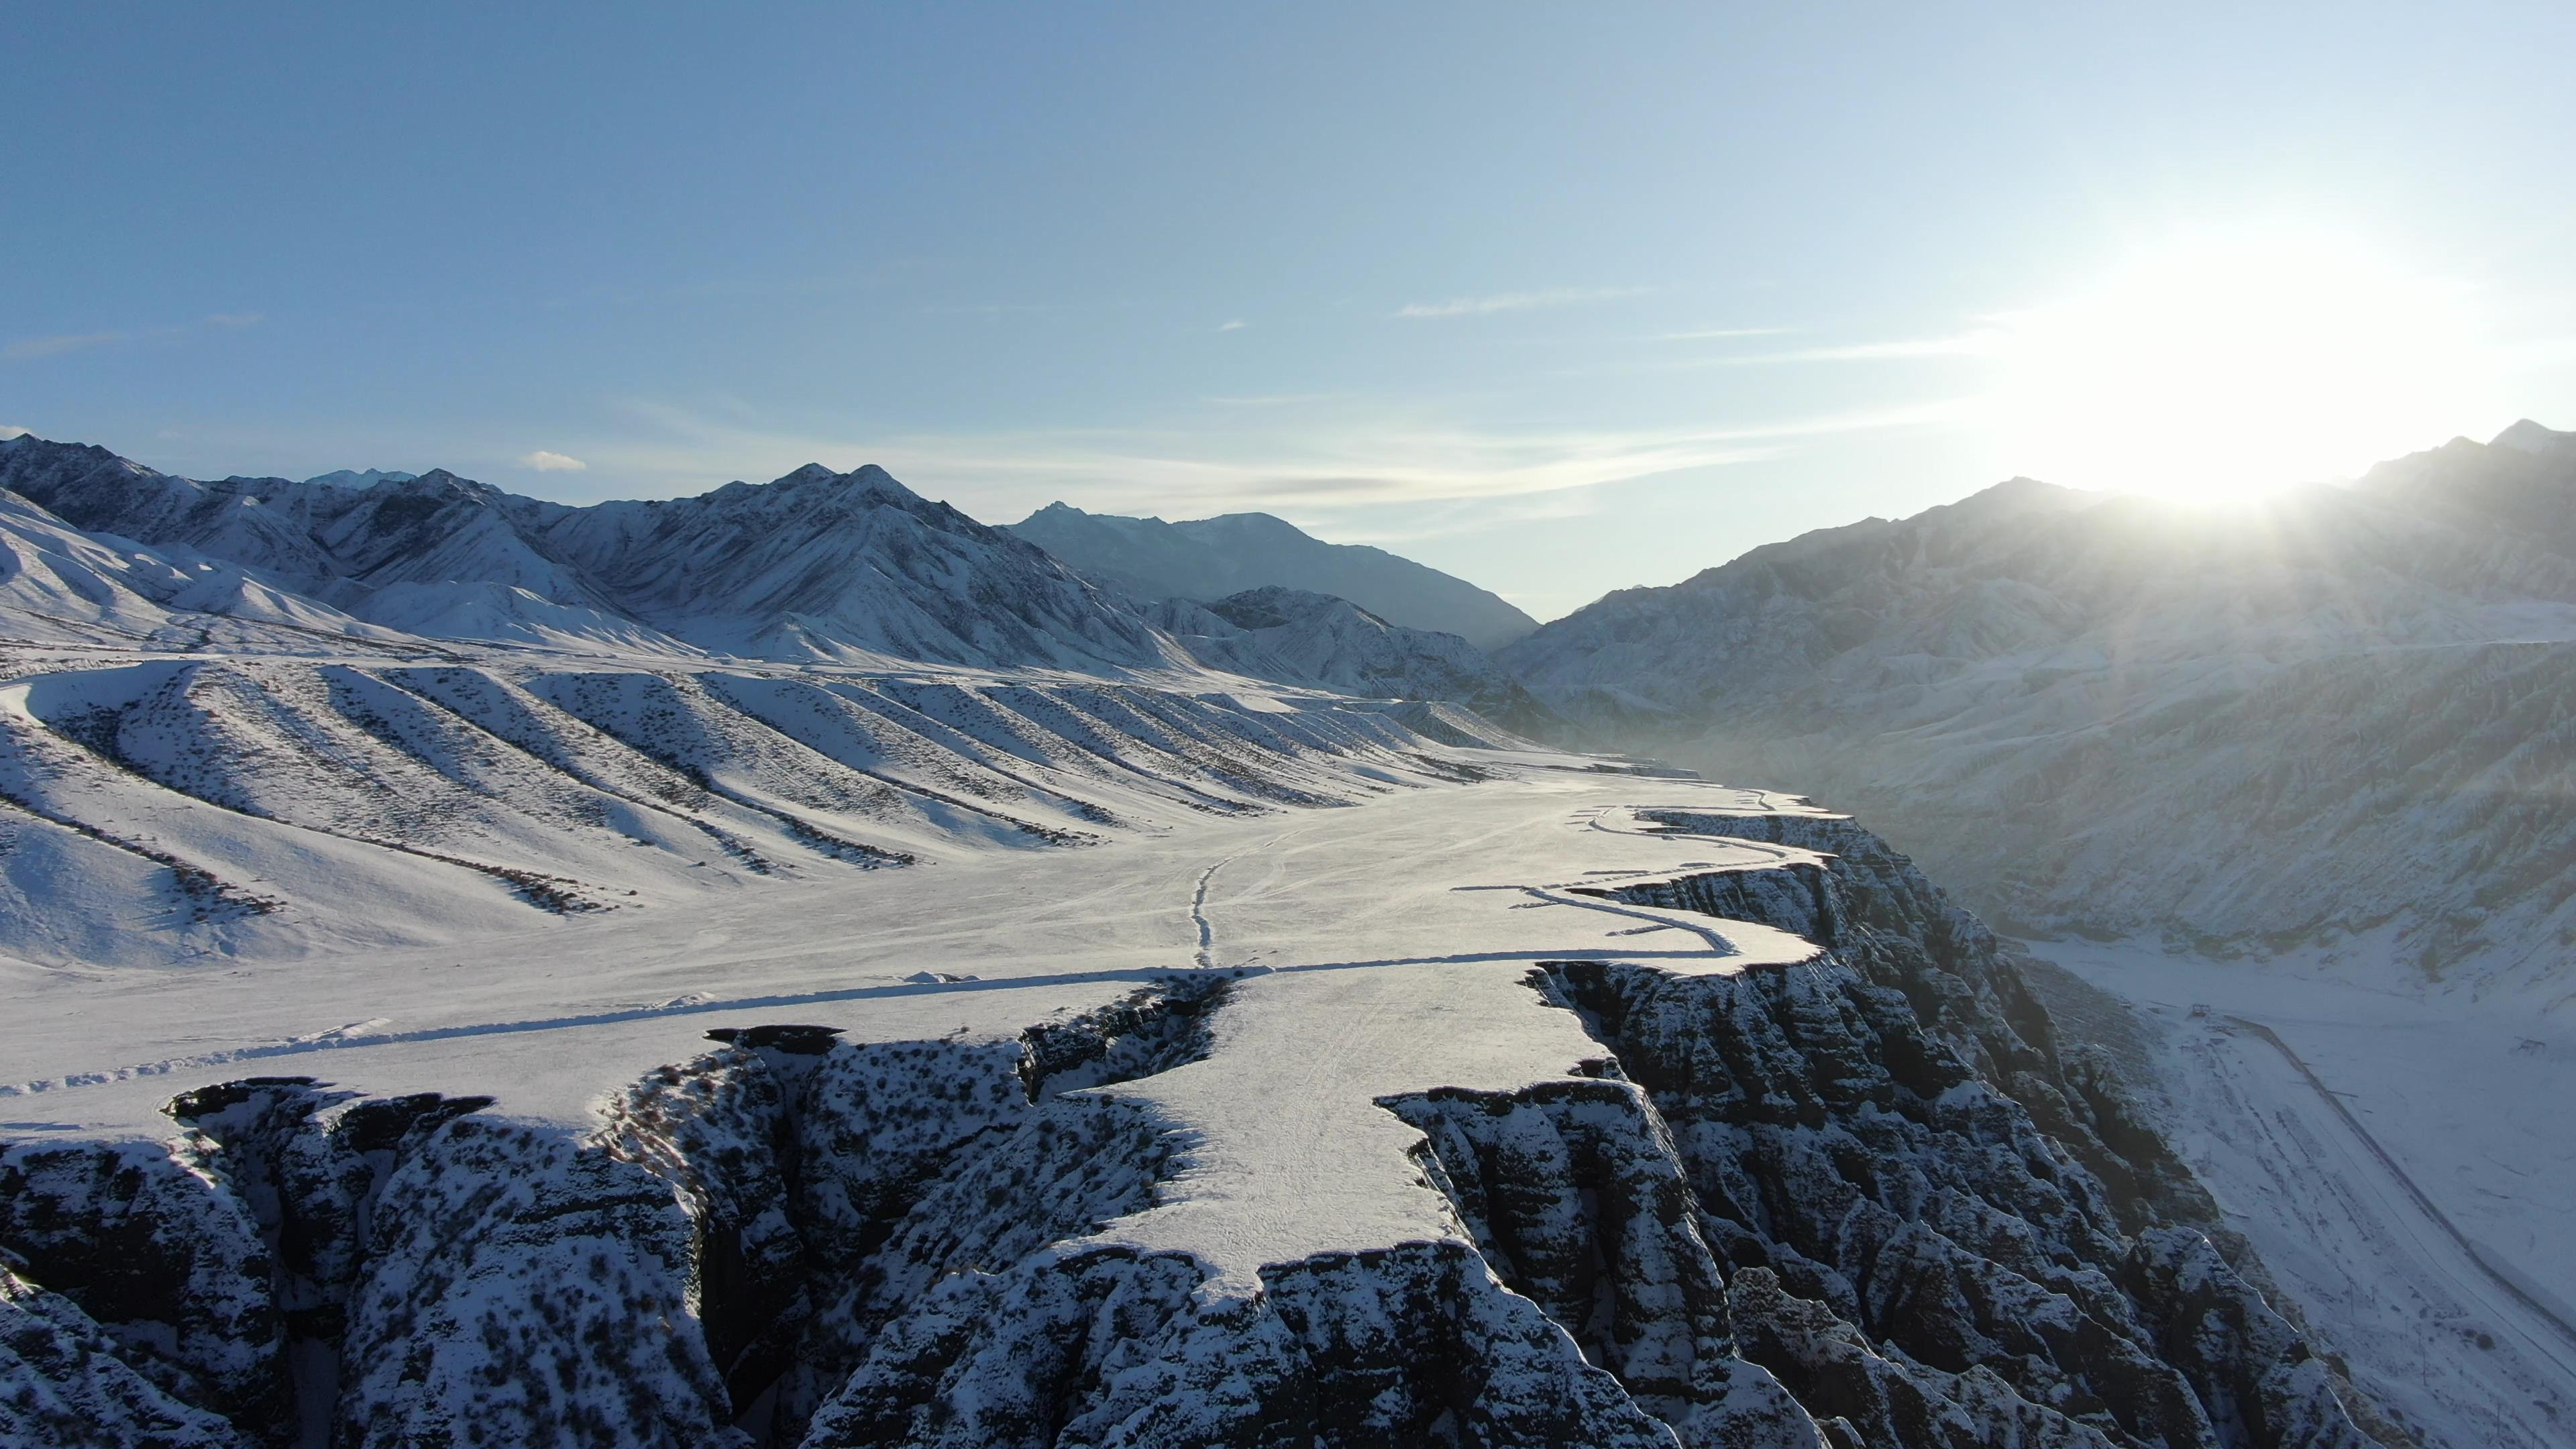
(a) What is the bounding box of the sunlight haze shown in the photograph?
[7,5,2573,616]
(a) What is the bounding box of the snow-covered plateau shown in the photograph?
[0,427,2536,1446]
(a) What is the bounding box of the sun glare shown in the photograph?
[1991,231,2493,501]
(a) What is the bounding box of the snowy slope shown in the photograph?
[1145,586,1560,738]
[0,647,1519,968]
[1008,500,1540,649]
[1501,421,2576,994]
[0,487,431,656]
[353,580,704,655]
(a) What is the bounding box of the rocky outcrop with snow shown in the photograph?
[1008,502,1540,650]
[1500,422,2576,992]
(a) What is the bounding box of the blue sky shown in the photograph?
[7,5,2573,618]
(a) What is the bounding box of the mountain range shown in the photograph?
[0,436,1545,725]
[1501,419,2576,994]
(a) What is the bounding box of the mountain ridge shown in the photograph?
[1498,419,2576,991]
[1007,500,1540,649]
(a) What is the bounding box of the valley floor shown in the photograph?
[0,766,1819,1288]
[2029,941,2576,1449]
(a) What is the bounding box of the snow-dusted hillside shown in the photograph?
[1008,501,1540,649]
[1501,421,2576,996]
[0,641,1537,969]
[1146,585,1560,738]
[0,488,432,657]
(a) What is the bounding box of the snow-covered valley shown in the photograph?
[0,423,2548,1447]
[0,677,2387,1446]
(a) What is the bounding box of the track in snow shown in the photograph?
[0,966,1187,1097]
[2224,1014,2576,1366]
[1191,857,1230,969]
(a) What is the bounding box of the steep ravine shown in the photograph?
[4,820,2397,1448]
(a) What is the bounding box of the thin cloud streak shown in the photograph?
[561,394,1971,523]
[5,331,126,362]
[3,313,264,363]
[1395,286,1648,319]
[1701,330,2004,364]
[522,449,589,472]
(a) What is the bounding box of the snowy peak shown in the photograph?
[0,436,1186,672]
[543,464,1174,671]
[1008,502,1540,649]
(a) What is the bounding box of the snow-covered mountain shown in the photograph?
[0,437,1181,672]
[1147,586,1558,738]
[0,486,428,657]
[1007,501,1540,649]
[1501,421,2576,993]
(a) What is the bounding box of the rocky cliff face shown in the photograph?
[1,821,2386,1448]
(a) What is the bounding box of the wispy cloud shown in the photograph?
[4,331,126,362]
[1657,325,1796,341]
[1218,319,1248,332]
[566,393,1968,523]
[0,425,28,439]
[1704,330,2004,365]
[918,301,1069,317]
[1395,286,1648,320]
[3,313,264,364]
[522,449,588,472]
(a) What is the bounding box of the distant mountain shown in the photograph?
[1007,503,1539,649]
[0,437,1181,673]
[305,468,419,488]
[1501,421,2576,992]
[1148,586,1556,738]
[0,437,1553,729]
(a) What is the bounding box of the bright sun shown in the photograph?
[1990,230,2495,500]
